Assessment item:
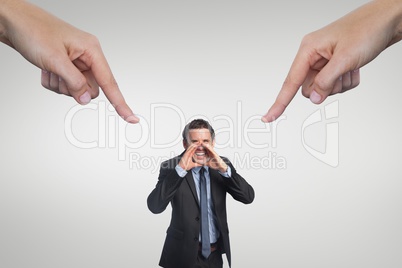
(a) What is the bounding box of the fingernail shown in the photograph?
[79,91,91,105]
[261,115,272,123]
[310,90,322,104]
[125,114,140,124]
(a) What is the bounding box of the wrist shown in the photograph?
[178,160,191,171]
[178,163,187,171]
[0,1,11,43]
[0,0,24,45]
[393,0,402,42]
[219,165,228,173]
[377,0,402,44]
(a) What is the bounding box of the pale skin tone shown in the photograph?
[0,0,138,123]
[5,1,401,126]
[179,129,228,173]
[262,0,402,123]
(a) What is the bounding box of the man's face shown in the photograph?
[184,128,214,165]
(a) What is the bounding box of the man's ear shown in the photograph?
[183,140,188,149]
[212,139,215,148]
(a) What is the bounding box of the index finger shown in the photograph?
[262,51,310,123]
[183,144,198,158]
[203,143,216,155]
[182,144,197,161]
[90,46,139,124]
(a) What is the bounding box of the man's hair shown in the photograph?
[182,119,215,143]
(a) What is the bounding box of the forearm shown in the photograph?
[369,0,402,45]
[147,168,183,214]
[0,0,49,51]
[0,0,21,45]
[0,0,66,51]
[225,163,254,204]
[227,175,254,204]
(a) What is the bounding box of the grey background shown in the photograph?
[1,0,401,267]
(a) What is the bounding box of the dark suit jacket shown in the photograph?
[147,154,254,268]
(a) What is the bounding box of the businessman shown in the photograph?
[147,119,255,268]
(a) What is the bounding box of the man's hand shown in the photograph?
[262,0,402,123]
[179,144,202,171]
[203,144,228,173]
[0,0,138,123]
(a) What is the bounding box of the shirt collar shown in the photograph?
[193,166,209,174]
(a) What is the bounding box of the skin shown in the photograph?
[179,129,228,173]
[0,0,138,123]
[262,0,402,123]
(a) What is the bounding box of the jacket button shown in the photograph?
[194,237,198,241]
[195,217,199,221]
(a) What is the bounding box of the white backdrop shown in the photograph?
[1,1,401,267]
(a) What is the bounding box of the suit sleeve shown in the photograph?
[147,160,184,214]
[222,158,255,204]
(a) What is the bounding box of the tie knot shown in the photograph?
[200,167,205,175]
[199,167,208,180]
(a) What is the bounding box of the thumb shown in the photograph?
[309,55,350,104]
[52,56,92,105]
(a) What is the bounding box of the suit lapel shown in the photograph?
[209,168,220,205]
[185,171,200,207]
[176,152,200,206]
